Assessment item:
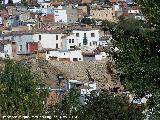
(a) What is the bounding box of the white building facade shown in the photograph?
[53,6,67,23]
[62,29,100,50]
[46,50,83,61]
[33,33,64,49]
[128,9,140,14]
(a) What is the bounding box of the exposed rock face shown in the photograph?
[1,58,122,90]
[49,58,122,90]
[20,59,63,88]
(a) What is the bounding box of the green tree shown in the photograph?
[79,90,144,120]
[110,17,160,94]
[21,0,27,6]
[108,0,160,119]
[135,0,160,28]
[0,60,48,118]
[51,89,81,120]
[81,17,96,25]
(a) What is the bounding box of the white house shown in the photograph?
[128,9,140,14]
[40,2,51,9]
[62,29,100,50]
[3,44,12,58]
[65,79,96,95]
[113,3,120,11]
[28,6,41,13]
[45,49,106,61]
[95,52,106,60]
[0,41,16,59]
[81,82,96,95]
[37,0,51,4]
[134,14,145,21]
[53,6,67,23]
[33,33,64,50]
[46,49,83,61]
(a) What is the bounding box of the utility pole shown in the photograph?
[57,74,64,120]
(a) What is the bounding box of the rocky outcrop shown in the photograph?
[50,58,122,90]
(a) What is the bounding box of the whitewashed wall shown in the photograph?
[46,50,83,61]
[62,30,100,49]
[33,33,63,49]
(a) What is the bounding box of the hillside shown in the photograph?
[0,58,123,90]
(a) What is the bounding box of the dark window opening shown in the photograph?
[39,35,41,40]
[70,46,75,49]
[73,58,78,61]
[76,33,79,37]
[83,36,88,45]
[56,35,58,40]
[47,51,50,54]
[38,23,41,29]
[72,39,74,43]
[91,33,95,37]
[56,43,58,48]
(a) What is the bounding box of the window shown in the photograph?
[79,58,81,60]
[56,35,58,40]
[69,39,71,43]
[90,42,92,46]
[91,33,95,37]
[72,39,74,43]
[73,58,78,61]
[76,33,79,37]
[56,43,58,48]
[93,42,97,46]
[47,51,50,54]
[38,22,41,29]
[39,35,41,40]
[70,46,75,49]
[79,43,81,47]
[84,33,86,37]
[19,45,22,51]
[83,37,88,45]
[64,53,65,55]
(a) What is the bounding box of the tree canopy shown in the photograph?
[0,60,48,118]
[79,91,144,120]
[108,17,160,94]
[105,0,160,119]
